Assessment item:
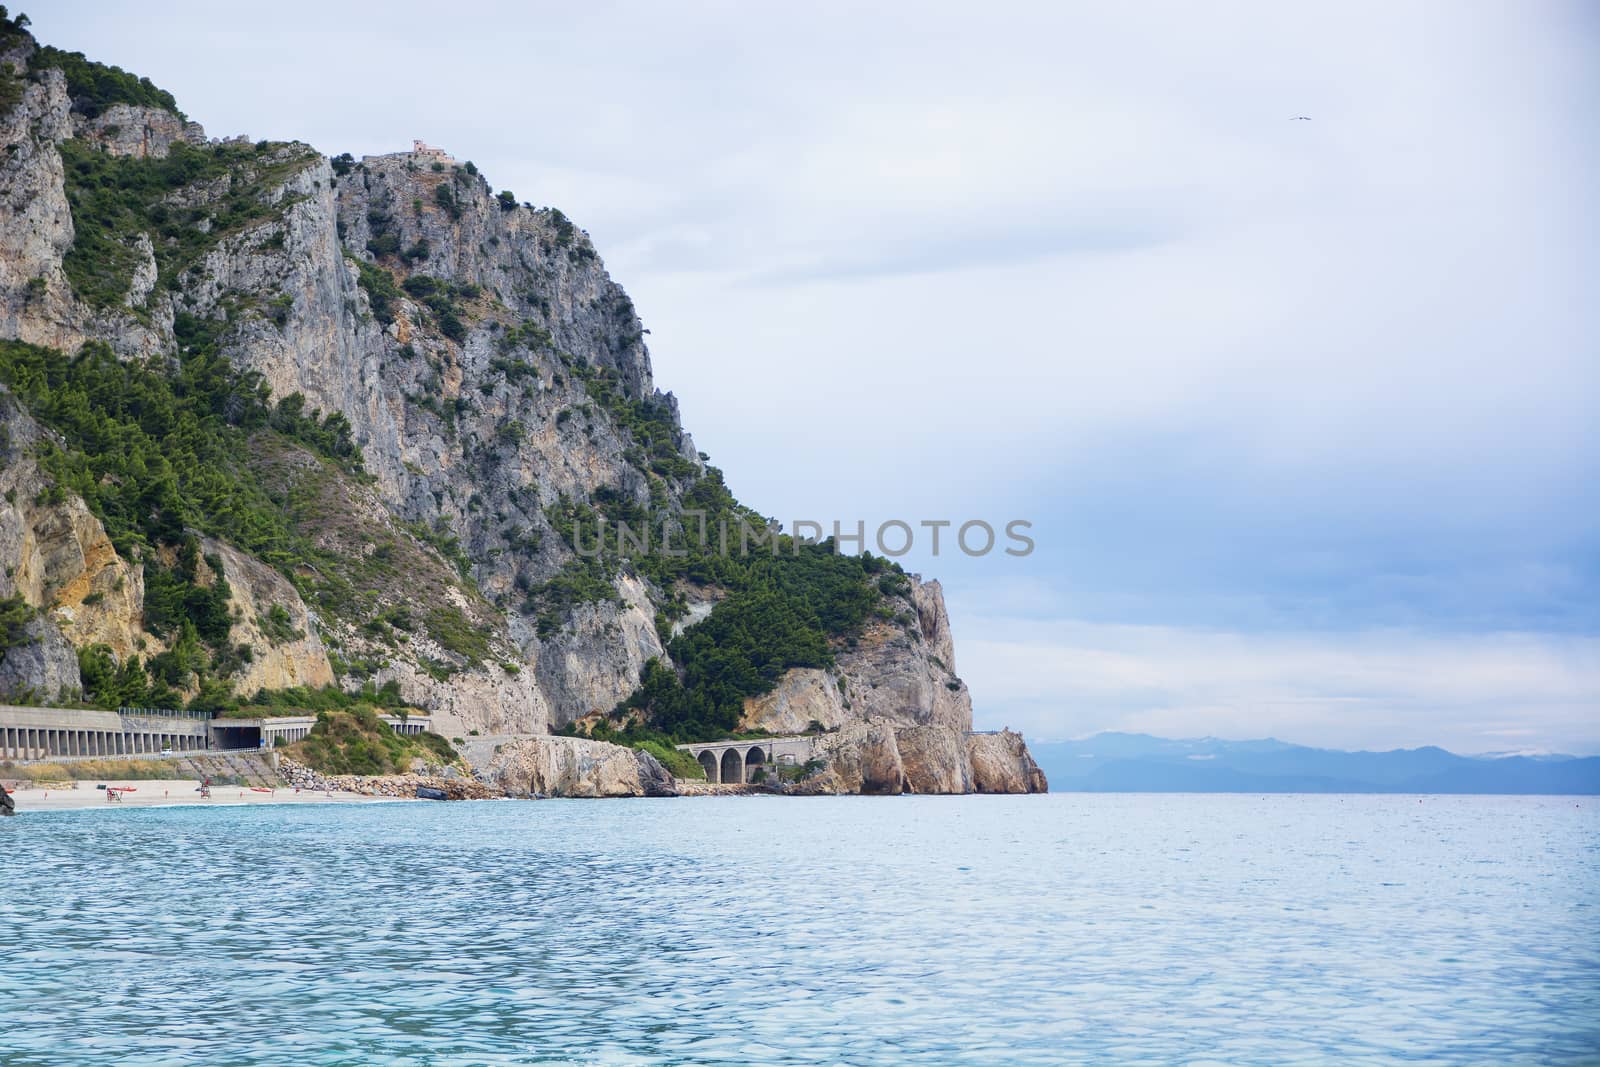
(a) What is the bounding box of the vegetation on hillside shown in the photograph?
[0,593,36,668]
[604,546,893,741]
[0,337,369,710]
[284,706,456,776]
[224,681,408,718]
[630,739,706,780]
[27,38,184,119]
[538,396,906,741]
[57,136,315,311]
[0,339,359,562]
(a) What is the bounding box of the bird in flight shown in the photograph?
[1290,116,1312,121]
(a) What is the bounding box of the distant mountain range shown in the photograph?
[1031,733,1600,794]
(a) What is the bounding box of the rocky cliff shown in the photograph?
[0,15,1045,795]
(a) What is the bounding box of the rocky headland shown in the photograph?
[0,13,1046,798]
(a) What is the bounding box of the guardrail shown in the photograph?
[117,707,216,721]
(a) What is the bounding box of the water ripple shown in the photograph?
[2,794,1597,1065]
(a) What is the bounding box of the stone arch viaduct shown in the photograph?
[675,737,816,785]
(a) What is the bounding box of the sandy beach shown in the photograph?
[3,778,401,813]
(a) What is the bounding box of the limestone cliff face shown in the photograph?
[530,573,667,726]
[0,61,84,354]
[71,102,205,159]
[967,730,1049,794]
[896,724,976,794]
[791,719,906,796]
[787,719,1048,796]
[0,613,77,699]
[201,536,335,696]
[741,577,969,735]
[0,391,149,685]
[486,735,676,798]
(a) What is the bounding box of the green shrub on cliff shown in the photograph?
[286,706,454,776]
[77,644,181,710]
[29,43,185,119]
[631,739,706,780]
[0,592,36,667]
[57,136,315,310]
[353,258,402,325]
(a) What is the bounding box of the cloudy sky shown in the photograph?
[40,1,1598,753]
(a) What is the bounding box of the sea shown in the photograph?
[2,793,1596,1065]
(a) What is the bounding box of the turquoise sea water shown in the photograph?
[2,793,1597,1065]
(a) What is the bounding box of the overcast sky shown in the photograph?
[37,1,1599,753]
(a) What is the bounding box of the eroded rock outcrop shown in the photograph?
[1,391,151,672]
[203,536,334,695]
[895,724,975,794]
[486,735,677,798]
[968,730,1049,794]
[0,614,78,701]
[71,103,205,159]
[783,719,1048,796]
[790,719,905,796]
